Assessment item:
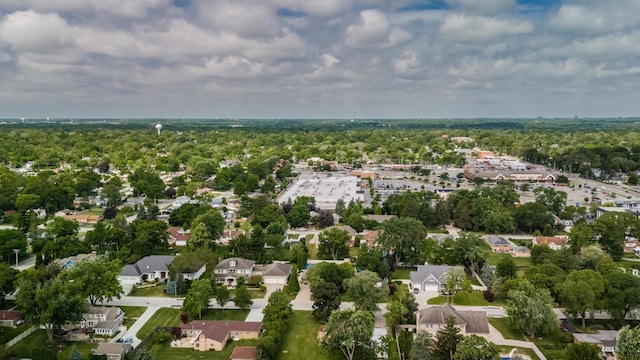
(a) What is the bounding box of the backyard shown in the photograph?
[137,308,249,340]
[277,311,338,360]
[148,339,259,360]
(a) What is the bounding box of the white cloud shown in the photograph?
[345,9,411,50]
[549,2,640,35]
[445,0,516,15]
[440,14,533,43]
[392,50,424,78]
[0,0,170,18]
[0,10,75,53]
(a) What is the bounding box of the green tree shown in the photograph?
[443,269,472,303]
[565,342,601,360]
[568,222,594,254]
[495,256,517,279]
[322,309,375,360]
[523,263,566,300]
[453,233,490,274]
[453,335,498,360]
[188,222,212,250]
[318,228,350,260]
[311,279,342,322]
[191,210,225,242]
[62,258,123,306]
[183,278,213,319]
[593,212,640,260]
[233,284,253,309]
[452,198,472,231]
[377,217,427,268]
[283,265,300,296]
[514,202,555,233]
[505,284,558,338]
[133,219,169,255]
[215,284,231,309]
[47,216,79,237]
[617,326,640,360]
[0,263,18,307]
[434,316,463,360]
[343,270,387,313]
[135,349,152,360]
[409,331,433,360]
[101,183,122,207]
[535,187,567,215]
[558,269,605,328]
[16,265,88,342]
[603,271,640,326]
[69,347,82,360]
[130,168,165,199]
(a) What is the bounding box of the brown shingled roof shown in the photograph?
[417,304,489,334]
[181,321,262,343]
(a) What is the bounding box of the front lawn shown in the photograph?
[230,288,266,299]
[277,311,339,360]
[120,306,147,328]
[129,284,171,297]
[427,291,500,306]
[148,339,259,360]
[488,317,526,341]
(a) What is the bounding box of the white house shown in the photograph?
[117,255,175,285]
[410,263,465,293]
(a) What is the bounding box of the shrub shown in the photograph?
[247,275,263,286]
[153,330,173,344]
[482,289,494,302]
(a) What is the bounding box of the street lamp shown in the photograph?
[13,249,20,266]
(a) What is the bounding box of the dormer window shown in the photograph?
[230,260,236,267]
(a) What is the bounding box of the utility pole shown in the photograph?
[13,249,20,266]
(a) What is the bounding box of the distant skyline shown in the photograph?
[1,0,639,119]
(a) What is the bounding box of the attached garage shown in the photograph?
[254,263,292,285]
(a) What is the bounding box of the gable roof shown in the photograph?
[216,258,255,270]
[417,304,489,334]
[331,225,358,236]
[486,235,510,245]
[0,310,22,321]
[95,343,130,356]
[168,227,191,241]
[534,236,568,247]
[257,263,291,277]
[119,255,175,277]
[410,264,464,285]
[181,321,262,343]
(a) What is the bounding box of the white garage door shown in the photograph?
[422,284,439,292]
[118,276,140,285]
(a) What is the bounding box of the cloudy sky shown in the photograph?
[1,0,639,118]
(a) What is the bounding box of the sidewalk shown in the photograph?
[118,306,160,347]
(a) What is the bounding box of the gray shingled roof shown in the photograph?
[418,304,489,334]
[216,258,255,270]
[486,236,510,245]
[119,255,175,277]
[258,263,291,277]
[410,264,464,285]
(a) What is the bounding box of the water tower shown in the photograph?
[155,123,163,136]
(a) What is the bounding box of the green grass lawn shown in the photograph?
[129,284,172,297]
[615,259,640,270]
[308,245,319,260]
[148,339,259,360]
[349,247,359,258]
[137,308,249,340]
[0,323,32,344]
[58,341,98,359]
[427,291,500,306]
[84,207,105,215]
[120,306,147,328]
[488,317,526,341]
[277,311,339,360]
[229,288,266,299]
[391,268,416,279]
[137,308,182,339]
[487,252,533,268]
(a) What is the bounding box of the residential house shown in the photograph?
[511,246,531,258]
[253,263,291,285]
[219,229,246,245]
[417,304,489,335]
[168,227,191,247]
[214,258,256,287]
[573,330,618,357]
[362,230,381,247]
[229,346,258,360]
[485,236,512,253]
[178,321,262,351]
[532,236,569,251]
[94,343,132,360]
[118,255,176,285]
[54,251,98,269]
[624,239,640,254]
[63,213,102,225]
[410,263,465,293]
[78,306,124,336]
[0,310,23,327]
